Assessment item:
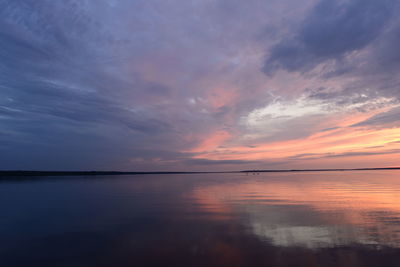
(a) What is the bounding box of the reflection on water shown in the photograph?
[1,171,400,266]
[192,172,400,249]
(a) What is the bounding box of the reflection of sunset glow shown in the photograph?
[191,172,400,247]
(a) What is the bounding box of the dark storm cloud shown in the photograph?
[264,0,396,74]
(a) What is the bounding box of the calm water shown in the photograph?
[1,171,400,266]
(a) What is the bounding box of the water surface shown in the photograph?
[1,171,400,266]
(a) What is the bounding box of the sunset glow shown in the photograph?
[1,0,400,171]
[3,2,400,267]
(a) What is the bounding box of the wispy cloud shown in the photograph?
[0,0,399,170]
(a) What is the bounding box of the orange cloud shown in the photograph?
[186,108,400,168]
[189,130,231,153]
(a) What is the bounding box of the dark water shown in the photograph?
[1,171,400,267]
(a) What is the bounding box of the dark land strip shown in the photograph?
[0,167,399,178]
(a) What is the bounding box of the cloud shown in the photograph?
[0,0,278,170]
[263,0,396,74]
[290,149,400,160]
[0,1,192,170]
[1,0,399,170]
[325,149,400,158]
[352,107,400,128]
[184,159,262,166]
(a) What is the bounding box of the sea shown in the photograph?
[1,170,400,266]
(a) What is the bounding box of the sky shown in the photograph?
[1,0,400,171]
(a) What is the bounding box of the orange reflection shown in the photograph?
[191,172,400,247]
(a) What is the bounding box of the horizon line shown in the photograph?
[1,166,400,177]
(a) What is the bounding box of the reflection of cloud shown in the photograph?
[191,172,400,248]
[252,225,357,248]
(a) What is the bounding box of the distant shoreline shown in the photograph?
[0,167,399,177]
